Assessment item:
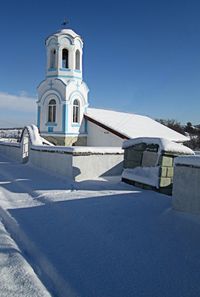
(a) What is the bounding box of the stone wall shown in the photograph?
[123,142,185,195]
[124,143,151,169]
[158,154,174,194]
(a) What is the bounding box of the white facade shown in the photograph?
[37,28,89,145]
[87,121,123,147]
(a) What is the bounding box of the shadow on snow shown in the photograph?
[8,193,200,297]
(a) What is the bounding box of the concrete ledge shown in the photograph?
[173,163,200,213]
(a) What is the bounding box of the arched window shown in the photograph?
[62,49,69,68]
[75,50,80,70]
[50,49,56,68]
[73,99,80,123]
[48,99,56,123]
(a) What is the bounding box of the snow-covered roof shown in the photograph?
[85,108,189,143]
[122,137,194,155]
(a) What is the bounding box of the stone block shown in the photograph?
[133,143,146,151]
[142,151,158,167]
[161,156,173,167]
[127,149,142,160]
[124,149,143,167]
[167,167,174,178]
[125,160,141,169]
[159,177,172,188]
[160,167,167,177]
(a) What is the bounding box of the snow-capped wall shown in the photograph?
[172,155,200,213]
[0,125,123,181]
[122,137,194,194]
[29,146,123,181]
[123,137,194,155]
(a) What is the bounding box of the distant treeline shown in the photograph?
[156,119,200,150]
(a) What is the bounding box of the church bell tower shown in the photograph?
[37,26,89,146]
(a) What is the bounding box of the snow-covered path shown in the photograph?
[0,153,200,297]
[0,220,52,297]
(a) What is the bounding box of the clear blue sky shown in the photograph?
[0,0,200,127]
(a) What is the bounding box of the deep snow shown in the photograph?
[0,153,200,297]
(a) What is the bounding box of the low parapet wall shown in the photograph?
[172,156,200,213]
[0,141,21,162]
[0,139,123,181]
[30,146,123,181]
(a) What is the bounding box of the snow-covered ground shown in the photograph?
[0,220,51,297]
[0,153,200,296]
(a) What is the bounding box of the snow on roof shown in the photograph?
[122,137,194,155]
[85,108,189,143]
[174,155,200,167]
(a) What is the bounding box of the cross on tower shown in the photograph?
[61,18,69,28]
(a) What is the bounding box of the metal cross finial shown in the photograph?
[61,18,69,28]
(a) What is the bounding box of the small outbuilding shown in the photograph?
[122,137,194,194]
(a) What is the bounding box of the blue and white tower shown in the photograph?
[37,27,89,145]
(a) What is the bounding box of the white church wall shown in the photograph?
[39,94,62,133]
[87,121,124,147]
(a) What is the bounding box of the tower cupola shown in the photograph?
[46,28,83,81]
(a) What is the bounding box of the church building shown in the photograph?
[37,26,188,146]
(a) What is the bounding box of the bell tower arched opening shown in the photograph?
[62,48,69,68]
[75,50,80,70]
[48,99,56,123]
[50,49,56,68]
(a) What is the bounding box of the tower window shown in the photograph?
[48,99,56,122]
[50,49,56,68]
[73,99,80,123]
[62,49,69,68]
[75,50,80,70]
